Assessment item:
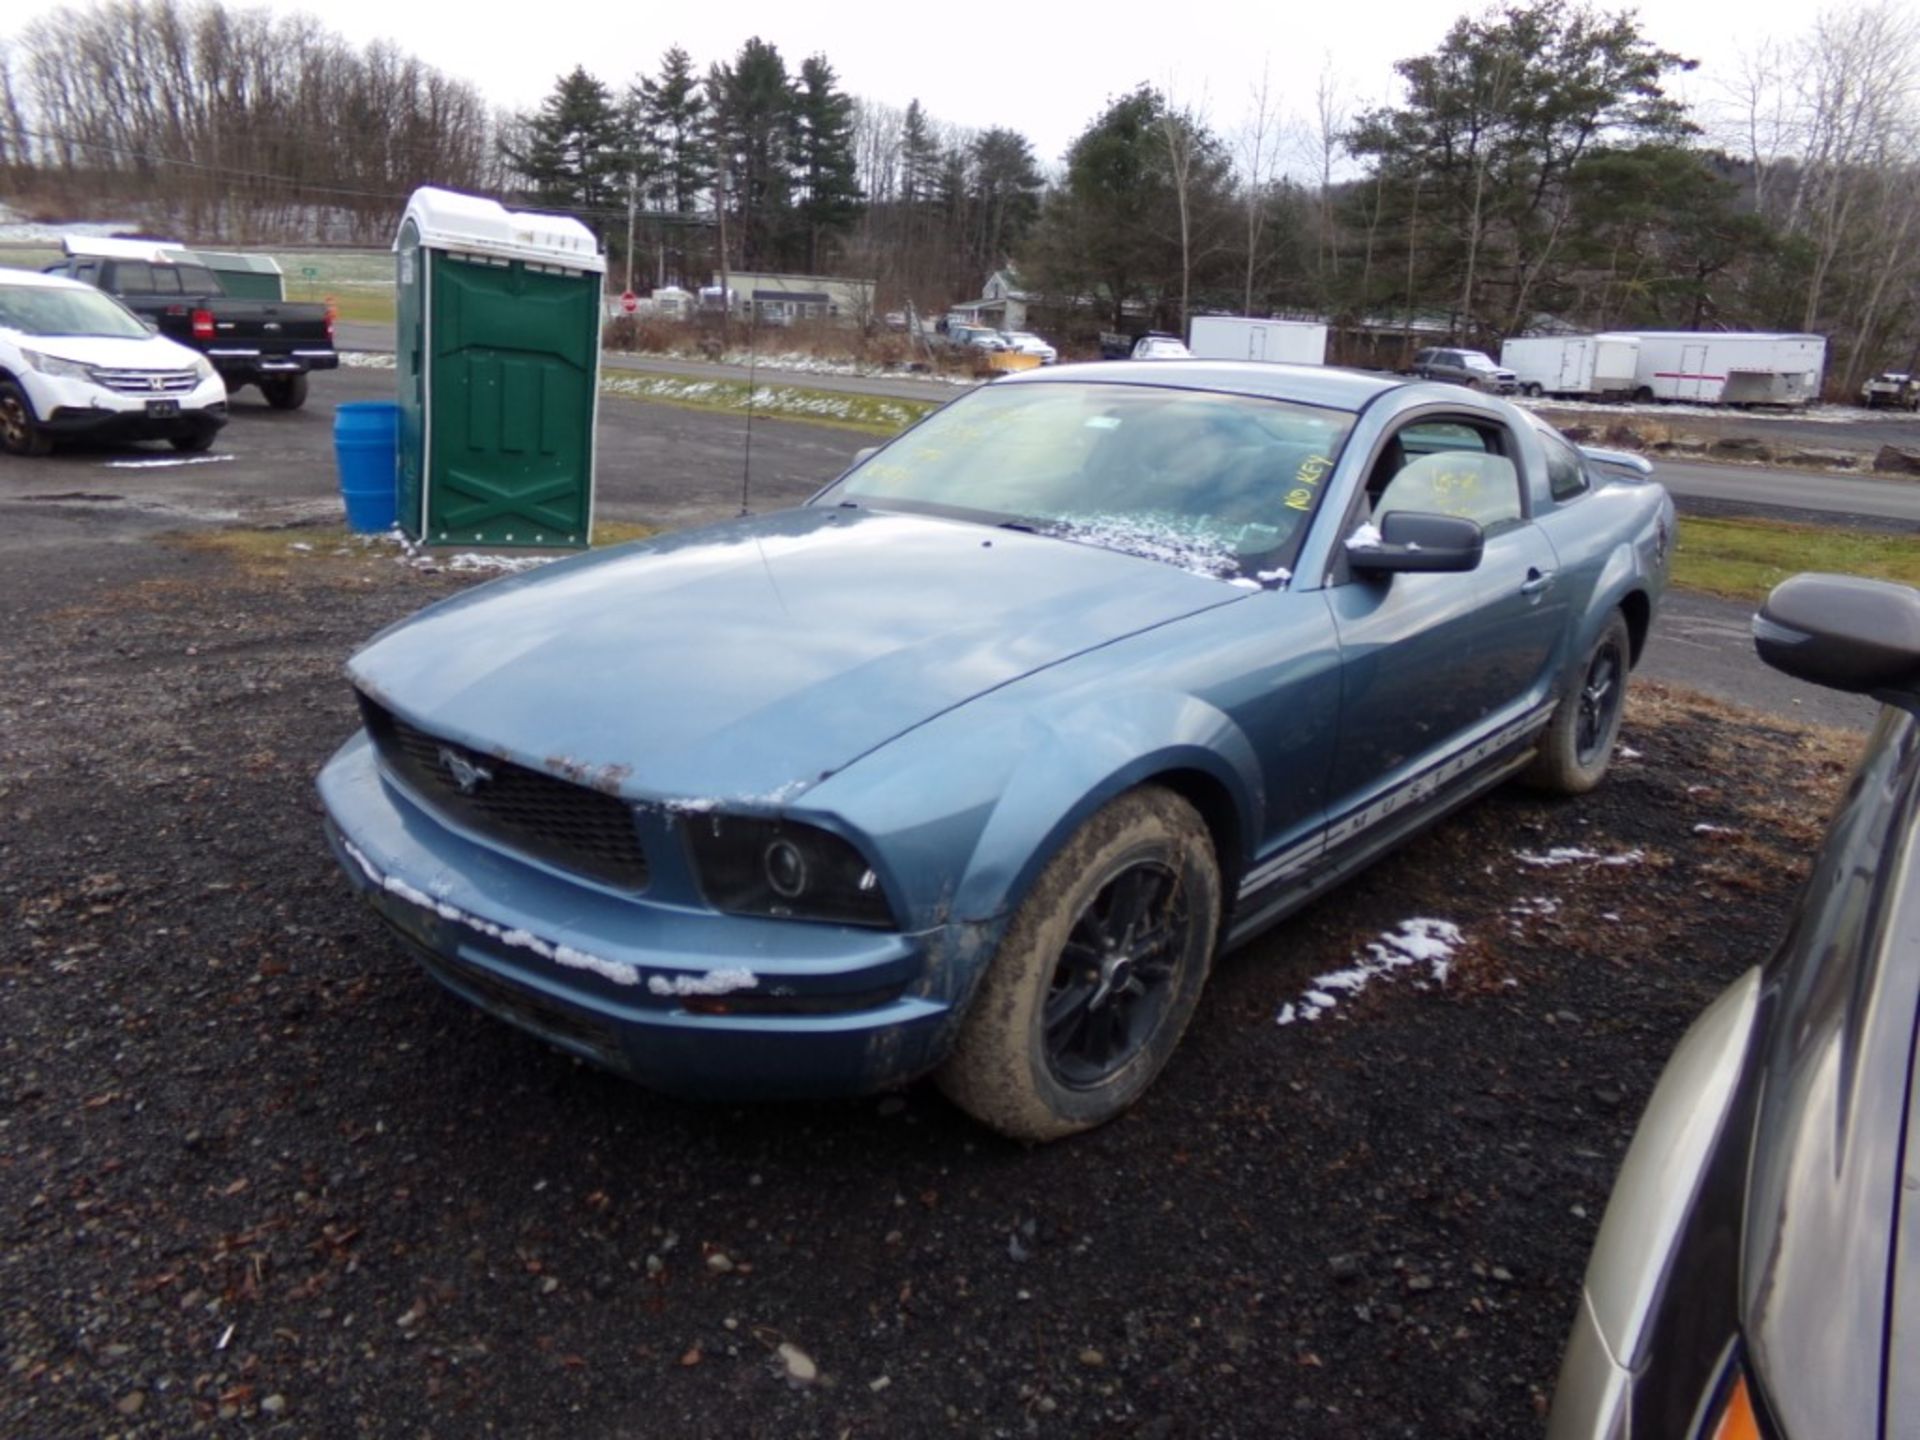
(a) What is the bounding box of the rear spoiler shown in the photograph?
[1579,446,1653,476]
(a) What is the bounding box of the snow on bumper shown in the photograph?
[317,731,965,1099]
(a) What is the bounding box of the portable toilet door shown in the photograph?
[394,216,427,537]
[395,186,606,548]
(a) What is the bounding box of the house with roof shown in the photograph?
[714,272,875,327]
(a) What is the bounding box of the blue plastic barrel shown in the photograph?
[334,401,399,533]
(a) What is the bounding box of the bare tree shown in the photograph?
[1235,60,1283,314]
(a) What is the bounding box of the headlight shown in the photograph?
[192,356,218,384]
[686,815,895,928]
[21,348,94,381]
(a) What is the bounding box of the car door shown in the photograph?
[1322,415,1561,839]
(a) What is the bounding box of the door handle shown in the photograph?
[1521,567,1555,597]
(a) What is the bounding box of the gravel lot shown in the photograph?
[1,488,1862,1437]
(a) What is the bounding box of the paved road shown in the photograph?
[1654,456,1920,528]
[0,363,1888,730]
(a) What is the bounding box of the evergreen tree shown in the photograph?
[708,36,795,272]
[504,66,624,229]
[638,45,712,286]
[968,127,1043,269]
[791,54,863,273]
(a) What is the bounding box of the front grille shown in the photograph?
[92,367,199,394]
[360,696,649,890]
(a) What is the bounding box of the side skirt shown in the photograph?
[1223,724,1547,952]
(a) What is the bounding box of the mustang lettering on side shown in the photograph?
[318,361,1674,1141]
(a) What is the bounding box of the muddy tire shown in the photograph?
[260,373,309,410]
[936,787,1221,1143]
[1527,611,1632,795]
[0,379,52,456]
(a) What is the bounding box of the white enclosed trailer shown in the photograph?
[1499,334,1640,399]
[1188,316,1327,365]
[1614,331,1826,406]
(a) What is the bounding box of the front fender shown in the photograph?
[951,688,1261,924]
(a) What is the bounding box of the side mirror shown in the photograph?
[1348,511,1485,575]
[1754,573,1920,697]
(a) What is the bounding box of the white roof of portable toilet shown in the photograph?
[396,187,605,273]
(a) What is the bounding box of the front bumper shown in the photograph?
[317,731,973,1100]
[26,369,229,441]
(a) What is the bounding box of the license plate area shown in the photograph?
[145,399,180,417]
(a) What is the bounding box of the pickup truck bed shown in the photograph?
[43,255,337,409]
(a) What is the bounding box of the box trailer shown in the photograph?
[1613,331,1827,406]
[1188,316,1327,365]
[1499,334,1640,399]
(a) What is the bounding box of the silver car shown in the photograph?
[1549,572,1920,1440]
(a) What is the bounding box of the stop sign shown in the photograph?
[620,290,638,314]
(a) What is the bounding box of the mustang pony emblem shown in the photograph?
[437,746,493,794]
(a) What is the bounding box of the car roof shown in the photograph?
[0,266,96,293]
[1000,359,1402,412]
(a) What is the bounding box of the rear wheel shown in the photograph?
[1632,385,1654,404]
[1522,382,1544,398]
[1527,611,1632,795]
[259,373,309,410]
[936,787,1221,1142]
[0,379,52,456]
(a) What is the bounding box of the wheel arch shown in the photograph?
[950,692,1262,930]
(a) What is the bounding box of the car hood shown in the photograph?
[26,334,202,370]
[350,506,1248,804]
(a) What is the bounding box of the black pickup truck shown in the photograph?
[42,254,338,409]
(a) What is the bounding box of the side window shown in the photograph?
[113,262,153,293]
[1539,429,1590,503]
[146,267,183,295]
[74,262,99,284]
[1364,419,1524,532]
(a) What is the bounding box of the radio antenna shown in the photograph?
[739,292,758,516]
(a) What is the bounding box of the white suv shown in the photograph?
[0,268,228,457]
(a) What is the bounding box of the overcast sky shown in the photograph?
[4,0,1818,169]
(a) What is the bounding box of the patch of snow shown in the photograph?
[1274,918,1464,1025]
[1617,745,1643,759]
[340,350,397,370]
[1345,523,1383,550]
[104,455,236,469]
[1515,846,1645,868]
[1692,823,1732,836]
[1041,511,1245,579]
[1256,567,1292,584]
[436,552,555,575]
[1521,395,1918,427]
[646,968,760,998]
[340,838,640,986]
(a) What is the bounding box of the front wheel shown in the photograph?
[259,373,309,410]
[1526,611,1632,795]
[170,426,217,453]
[936,787,1222,1142]
[0,379,52,456]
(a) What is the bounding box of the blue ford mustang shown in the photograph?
[319,361,1673,1140]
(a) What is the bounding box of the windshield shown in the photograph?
[0,283,151,339]
[817,380,1355,580]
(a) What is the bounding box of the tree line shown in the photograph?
[2,0,1916,384]
[0,0,501,243]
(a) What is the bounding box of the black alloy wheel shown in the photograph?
[1043,860,1190,1089]
[1574,630,1626,769]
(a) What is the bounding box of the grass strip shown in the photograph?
[1672,515,1920,602]
[597,371,936,437]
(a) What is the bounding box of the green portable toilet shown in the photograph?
[393,187,605,548]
